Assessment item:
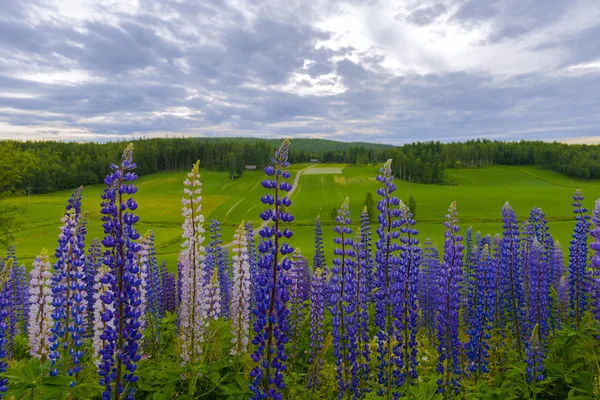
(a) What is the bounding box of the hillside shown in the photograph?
[4,164,599,270]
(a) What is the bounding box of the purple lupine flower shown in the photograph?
[393,200,421,390]
[86,238,102,336]
[550,240,564,292]
[49,187,88,380]
[467,244,496,378]
[588,199,600,324]
[176,260,183,308]
[147,231,163,320]
[3,260,16,358]
[521,219,534,311]
[231,222,252,356]
[28,250,54,362]
[178,161,209,365]
[569,189,590,326]
[245,222,260,311]
[289,249,308,359]
[436,202,463,394]
[419,238,439,341]
[15,263,28,335]
[98,144,142,400]
[0,265,12,396]
[306,266,326,393]
[354,222,371,397]
[249,139,294,400]
[527,208,554,317]
[501,202,525,357]
[462,227,474,330]
[330,198,358,399]
[373,160,402,398]
[359,207,375,303]
[314,216,326,270]
[208,220,230,319]
[526,239,550,382]
[92,253,114,363]
[161,262,177,314]
[491,234,504,330]
[206,268,221,321]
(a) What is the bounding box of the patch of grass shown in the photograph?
[4,164,599,270]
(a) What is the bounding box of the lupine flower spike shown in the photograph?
[28,249,54,362]
[249,139,294,400]
[178,160,209,366]
[231,222,251,356]
[569,189,590,326]
[307,267,326,393]
[98,144,142,400]
[588,199,600,324]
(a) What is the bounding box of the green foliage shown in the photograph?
[364,192,374,221]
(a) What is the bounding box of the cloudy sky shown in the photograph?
[1,0,599,144]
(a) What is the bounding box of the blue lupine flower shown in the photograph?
[314,216,326,270]
[161,262,177,314]
[393,200,421,391]
[307,267,326,393]
[355,214,372,397]
[568,189,590,326]
[525,239,550,382]
[249,139,294,400]
[245,222,260,311]
[49,186,88,381]
[436,202,463,394]
[419,238,439,341]
[330,198,358,399]
[0,266,12,397]
[289,249,308,358]
[147,231,163,320]
[589,199,600,324]
[501,202,525,357]
[98,144,142,400]
[467,244,495,379]
[491,234,504,329]
[359,207,375,303]
[373,160,402,398]
[209,220,231,319]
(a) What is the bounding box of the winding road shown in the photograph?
[223,165,313,248]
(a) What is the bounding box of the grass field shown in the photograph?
[4,163,600,270]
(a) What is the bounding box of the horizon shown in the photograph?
[1,1,600,144]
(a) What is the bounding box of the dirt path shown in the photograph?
[223,165,312,248]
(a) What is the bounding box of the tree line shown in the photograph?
[0,137,598,194]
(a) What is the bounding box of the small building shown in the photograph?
[245,165,257,170]
[310,159,319,163]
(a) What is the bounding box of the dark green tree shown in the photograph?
[228,152,237,180]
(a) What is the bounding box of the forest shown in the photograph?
[0,138,598,194]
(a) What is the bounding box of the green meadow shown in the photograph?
[4,163,600,269]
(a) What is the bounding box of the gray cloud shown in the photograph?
[0,0,598,143]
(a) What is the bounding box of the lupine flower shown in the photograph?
[147,231,163,320]
[134,233,149,332]
[289,249,308,358]
[15,263,28,335]
[550,240,564,292]
[314,216,326,269]
[178,160,209,366]
[491,234,504,329]
[249,139,294,400]
[394,200,421,390]
[92,255,114,362]
[307,266,326,393]
[28,249,54,362]
[462,227,474,329]
[98,144,142,400]
[5,246,27,338]
[527,208,554,314]
[161,262,177,314]
[245,222,260,310]
[359,207,375,302]
[86,238,102,336]
[330,198,358,398]
[467,244,495,379]
[419,238,439,340]
[50,187,88,379]
[521,220,534,310]
[231,222,251,356]
[354,223,371,396]
[526,239,550,382]
[207,268,221,321]
[557,276,570,323]
[177,259,183,309]
[208,220,231,319]
[0,265,12,396]
[501,202,525,357]
[589,199,600,324]
[436,202,463,394]
[569,189,590,326]
[373,160,402,398]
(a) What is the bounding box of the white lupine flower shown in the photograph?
[92,263,115,361]
[28,250,54,361]
[230,222,251,356]
[178,161,209,365]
